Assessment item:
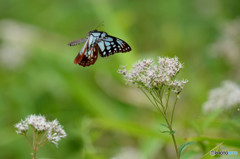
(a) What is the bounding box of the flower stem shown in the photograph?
[32,148,37,159]
[38,139,48,150]
[32,127,38,159]
[24,134,33,149]
[165,89,171,114]
[164,116,180,159]
[141,88,180,159]
[140,88,162,113]
[170,131,180,159]
[171,96,178,125]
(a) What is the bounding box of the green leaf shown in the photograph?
[159,122,175,135]
[160,130,175,135]
[201,143,223,159]
[160,123,170,130]
[170,130,176,134]
[159,123,171,134]
[160,131,171,134]
[180,151,200,159]
[178,141,196,156]
[188,136,240,148]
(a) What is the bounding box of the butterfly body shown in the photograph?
[68,30,131,67]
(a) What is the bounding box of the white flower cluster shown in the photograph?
[26,115,48,131]
[47,120,67,145]
[15,120,28,134]
[210,18,240,65]
[15,114,67,145]
[203,80,240,113]
[0,20,37,70]
[119,57,188,94]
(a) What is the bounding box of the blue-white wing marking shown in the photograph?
[97,36,131,57]
[73,33,99,65]
[73,39,99,67]
[78,44,99,67]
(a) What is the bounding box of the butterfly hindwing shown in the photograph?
[78,44,99,67]
[97,35,131,57]
[74,40,89,64]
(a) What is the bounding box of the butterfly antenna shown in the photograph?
[94,21,104,31]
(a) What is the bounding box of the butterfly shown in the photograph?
[68,30,131,67]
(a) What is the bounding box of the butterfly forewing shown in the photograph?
[98,36,131,57]
[68,38,88,46]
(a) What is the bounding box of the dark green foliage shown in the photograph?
[0,0,240,159]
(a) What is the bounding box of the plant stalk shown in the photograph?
[171,133,180,159]
[164,117,180,159]
[142,89,180,159]
[32,148,37,159]
[164,116,180,159]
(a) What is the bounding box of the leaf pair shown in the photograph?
[159,123,175,135]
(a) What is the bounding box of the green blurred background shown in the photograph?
[0,0,240,159]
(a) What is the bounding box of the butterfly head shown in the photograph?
[89,29,98,33]
[88,30,107,39]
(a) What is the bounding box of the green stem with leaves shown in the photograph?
[144,89,180,159]
[163,114,180,159]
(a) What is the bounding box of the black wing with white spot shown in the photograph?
[97,35,131,57]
